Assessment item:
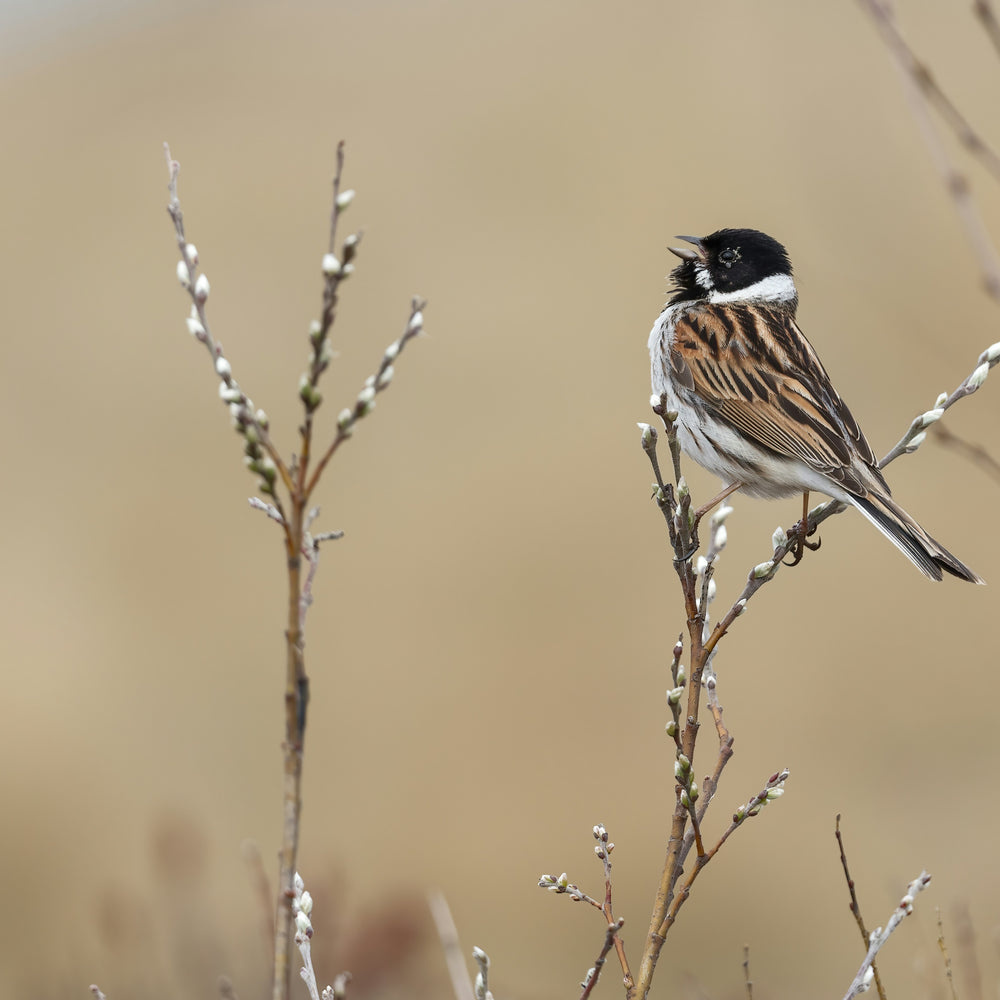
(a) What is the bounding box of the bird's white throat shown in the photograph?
[707,272,797,305]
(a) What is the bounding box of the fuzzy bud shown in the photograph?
[968,362,990,391]
[408,311,424,334]
[184,244,199,267]
[384,340,400,362]
[186,316,205,337]
[337,408,353,431]
[981,342,1000,364]
[215,357,231,379]
[713,525,727,550]
[753,560,775,579]
[358,385,376,407]
[194,274,210,302]
[336,188,356,209]
[322,253,341,276]
[176,260,191,287]
[772,526,787,550]
[377,365,395,388]
[907,431,926,450]
[711,504,734,527]
[298,376,321,409]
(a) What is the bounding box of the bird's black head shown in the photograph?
[668,228,795,305]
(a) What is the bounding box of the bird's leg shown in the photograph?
[784,490,822,566]
[687,481,743,551]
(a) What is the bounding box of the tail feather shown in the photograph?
[851,492,984,584]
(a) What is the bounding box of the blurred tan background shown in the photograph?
[2,1,999,997]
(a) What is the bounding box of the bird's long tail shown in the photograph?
[851,491,984,583]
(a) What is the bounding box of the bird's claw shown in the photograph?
[782,519,821,567]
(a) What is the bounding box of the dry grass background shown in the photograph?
[1,1,999,998]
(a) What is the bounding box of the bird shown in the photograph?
[647,227,983,583]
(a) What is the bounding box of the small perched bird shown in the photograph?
[647,227,983,583]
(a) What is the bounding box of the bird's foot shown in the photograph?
[783,518,821,567]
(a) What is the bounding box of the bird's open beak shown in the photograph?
[669,235,703,262]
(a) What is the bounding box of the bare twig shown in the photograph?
[857,0,1000,300]
[862,0,1000,181]
[164,145,293,518]
[937,910,959,1000]
[974,0,1000,58]
[427,890,475,1000]
[743,945,753,1000]
[842,872,931,1000]
[634,407,757,1000]
[654,770,789,943]
[538,826,635,993]
[593,824,634,993]
[835,817,886,1000]
[304,298,426,497]
[164,144,424,1000]
[579,920,625,1000]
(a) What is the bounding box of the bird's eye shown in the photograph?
[719,248,739,266]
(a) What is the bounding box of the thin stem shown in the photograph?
[974,0,1000,59]
[579,921,625,1000]
[304,298,426,499]
[835,816,886,1000]
[273,499,307,1000]
[858,0,1000,300]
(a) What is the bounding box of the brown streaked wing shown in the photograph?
[669,304,886,494]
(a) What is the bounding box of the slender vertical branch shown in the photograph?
[164,144,424,1000]
[273,497,307,1000]
[835,816,886,1000]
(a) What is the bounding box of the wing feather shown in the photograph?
[671,303,886,496]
